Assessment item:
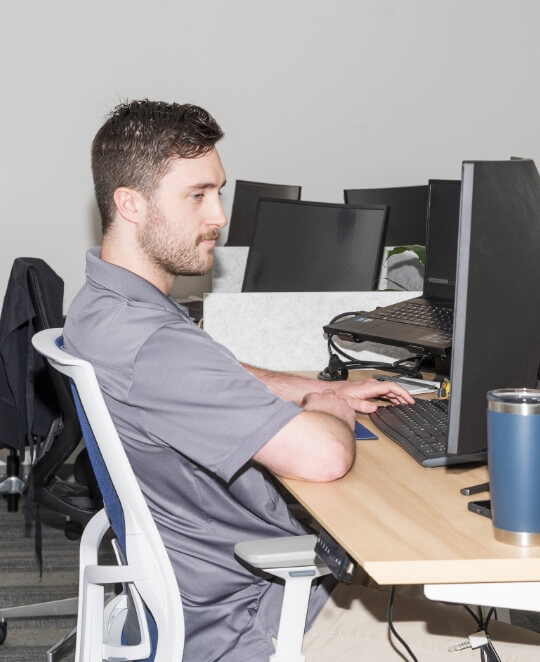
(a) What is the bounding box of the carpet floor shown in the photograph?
[0,497,115,662]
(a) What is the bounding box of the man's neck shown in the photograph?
[100,236,174,295]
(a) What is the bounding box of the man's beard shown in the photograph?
[138,204,219,277]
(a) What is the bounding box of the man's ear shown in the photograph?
[113,187,146,225]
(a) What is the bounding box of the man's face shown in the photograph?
[138,148,227,277]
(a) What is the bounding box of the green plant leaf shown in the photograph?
[385,244,426,265]
[376,277,409,291]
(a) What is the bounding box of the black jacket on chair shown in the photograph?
[0,258,63,456]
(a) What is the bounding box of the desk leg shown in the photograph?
[425,583,540,612]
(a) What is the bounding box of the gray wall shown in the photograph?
[2,0,539,306]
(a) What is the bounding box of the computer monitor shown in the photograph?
[225,180,301,246]
[242,199,388,292]
[344,185,428,246]
[447,158,540,459]
[423,180,461,302]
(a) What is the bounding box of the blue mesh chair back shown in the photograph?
[57,336,159,660]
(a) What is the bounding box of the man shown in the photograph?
[65,100,540,661]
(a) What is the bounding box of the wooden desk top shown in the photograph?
[281,372,540,586]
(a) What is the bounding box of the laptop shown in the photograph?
[324,180,461,355]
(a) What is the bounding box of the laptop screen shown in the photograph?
[423,179,461,301]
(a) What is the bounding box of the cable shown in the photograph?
[387,586,418,662]
[463,605,482,629]
[484,607,497,630]
[486,640,502,662]
[386,594,502,662]
[319,332,427,381]
[462,605,502,662]
[320,310,432,379]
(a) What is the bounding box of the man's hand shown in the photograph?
[301,390,357,431]
[330,378,415,414]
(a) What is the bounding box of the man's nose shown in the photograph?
[211,198,228,228]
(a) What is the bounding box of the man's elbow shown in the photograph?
[312,446,355,482]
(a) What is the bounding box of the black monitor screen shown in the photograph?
[344,185,428,246]
[226,180,301,246]
[242,199,388,292]
[423,180,461,301]
[447,158,540,458]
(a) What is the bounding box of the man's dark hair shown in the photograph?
[92,99,224,233]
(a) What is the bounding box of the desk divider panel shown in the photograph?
[202,291,419,371]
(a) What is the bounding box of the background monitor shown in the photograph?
[225,180,301,246]
[423,180,461,301]
[447,158,540,458]
[242,199,388,292]
[344,185,428,246]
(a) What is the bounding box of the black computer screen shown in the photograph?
[344,185,428,246]
[242,199,388,292]
[447,158,540,458]
[225,180,301,246]
[423,180,461,301]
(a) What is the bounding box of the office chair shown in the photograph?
[344,185,428,246]
[0,258,99,534]
[31,328,330,662]
[25,258,99,538]
[225,179,301,246]
[0,447,23,511]
[0,259,101,661]
[0,257,63,513]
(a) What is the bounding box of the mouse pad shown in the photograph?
[354,421,378,440]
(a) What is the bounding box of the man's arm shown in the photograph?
[253,390,357,482]
[245,364,413,482]
[243,363,414,412]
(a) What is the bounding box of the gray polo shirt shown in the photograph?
[64,248,333,662]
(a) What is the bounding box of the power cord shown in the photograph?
[387,586,418,661]
[318,334,427,381]
[387,591,503,662]
[459,606,501,662]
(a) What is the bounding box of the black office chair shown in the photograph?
[26,259,101,538]
[0,258,100,538]
[344,185,428,246]
[242,199,389,292]
[225,179,301,246]
[0,257,61,513]
[0,258,99,658]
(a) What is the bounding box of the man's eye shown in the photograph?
[192,193,204,200]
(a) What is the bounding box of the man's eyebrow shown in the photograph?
[186,180,227,191]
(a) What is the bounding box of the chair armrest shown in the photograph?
[235,534,324,569]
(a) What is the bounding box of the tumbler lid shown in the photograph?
[487,388,540,414]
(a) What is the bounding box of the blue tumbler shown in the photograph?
[487,389,540,546]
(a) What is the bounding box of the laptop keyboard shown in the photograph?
[369,399,451,467]
[370,301,453,333]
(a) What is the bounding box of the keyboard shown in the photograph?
[370,301,453,333]
[369,399,452,467]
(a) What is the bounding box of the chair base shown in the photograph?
[0,598,79,662]
[0,596,79,620]
[0,448,25,511]
[0,475,24,496]
[47,625,77,662]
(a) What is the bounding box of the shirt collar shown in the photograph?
[85,246,188,314]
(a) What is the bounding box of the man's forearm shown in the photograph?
[242,363,328,404]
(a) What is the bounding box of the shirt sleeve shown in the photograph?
[129,322,303,483]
